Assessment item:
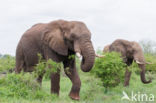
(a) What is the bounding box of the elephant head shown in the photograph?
[103,44,110,53]
[132,42,152,84]
[42,20,95,72]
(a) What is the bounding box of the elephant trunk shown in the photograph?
[80,41,95,72]
[138,64,152,84]
[134,51,152,84]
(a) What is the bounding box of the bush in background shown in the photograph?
[92,52,126,90]
[0,54,61,100]
[144,54,156,73]
[0,55,15,73]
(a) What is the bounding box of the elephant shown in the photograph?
[103,44,110,53]
[103,39,152,86]
[15,20,96,100]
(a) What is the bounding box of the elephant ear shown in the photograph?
[42,28,68,56]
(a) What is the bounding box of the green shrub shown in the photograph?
[0,73,55,100]
[92,52,126,89]
[144,54,156,73]
[34,53,62,80]
[0,55,15,73]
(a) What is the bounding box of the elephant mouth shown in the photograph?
[76,52,85,65]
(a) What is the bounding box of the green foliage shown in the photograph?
[34,54,46,77]
[92,52,126,88]
[34,53,62,79]
[0,73,56,100]
[1,71,156,103]
[144,54,156,73]
[0,53,156,102]
[0,55,15,72]
[68,54,75,59]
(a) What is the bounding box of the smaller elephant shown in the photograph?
[103,44,110,53]
[103,39,152,86]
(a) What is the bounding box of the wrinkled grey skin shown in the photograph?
[15,20,95,100]
[103,39,151,86]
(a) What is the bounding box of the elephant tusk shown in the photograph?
[145,62,153,64]
[76,52,82,58]
[135,60,145,64]
[95,54,105,58]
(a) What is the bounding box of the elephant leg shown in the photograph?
[36,71,45,85]
[15,43,25,73]
[24,66,45,85]
[15,52,25,73]
[63,59,81,100]
[50,69,60,95]
[124,68,132,86]
[15,61,24,73]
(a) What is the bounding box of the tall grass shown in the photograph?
[0,53,155,103]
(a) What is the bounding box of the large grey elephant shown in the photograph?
[15,20,96,100]
[103,39,152,86]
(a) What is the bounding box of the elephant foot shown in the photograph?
[69,92,80,100]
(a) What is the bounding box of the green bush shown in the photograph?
[0,55,15,73]
[144,54,156,73]
[34,53,62,80]
[92,52,126,89]
[0,54,61,100]
[0,73,56,100]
